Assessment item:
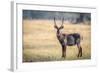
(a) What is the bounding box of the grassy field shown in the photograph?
[23,19,91,62]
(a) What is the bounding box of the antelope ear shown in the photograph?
[59,26,64,29]
[54,25,58,29]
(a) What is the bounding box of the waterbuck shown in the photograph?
[54,17,82,58]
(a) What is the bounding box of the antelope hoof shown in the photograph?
[62,56,66,58]
[77,54,82,57]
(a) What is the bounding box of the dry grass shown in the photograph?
[23,19,91,62]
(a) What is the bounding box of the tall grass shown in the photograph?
[23,19,91,62]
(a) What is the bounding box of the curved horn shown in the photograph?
[54,17,58,29]
[59,17,64,29]
[54,17,56,25]
[61,17,64,26]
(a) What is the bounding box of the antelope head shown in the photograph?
[54,17,64,34]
